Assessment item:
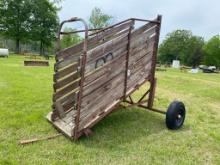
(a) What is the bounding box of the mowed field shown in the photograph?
[0,55,220,165]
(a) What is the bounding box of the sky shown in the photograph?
[58,0,220,41]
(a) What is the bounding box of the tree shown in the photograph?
[89,7,113,29]
[158,30,204,66]
[30,0,59,56]
[60,27,81,49]
[0,0,32,54]
[203,35,220,67]
[184,36,204,67]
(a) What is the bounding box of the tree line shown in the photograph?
[0,2,112,56]
[0,0,60,55]
[158,30,220,67]
[1,1,219,67]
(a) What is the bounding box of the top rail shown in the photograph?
[57,17,160,37]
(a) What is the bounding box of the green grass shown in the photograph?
[0,55,220,165]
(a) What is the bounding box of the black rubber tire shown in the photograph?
[166,101,186,130]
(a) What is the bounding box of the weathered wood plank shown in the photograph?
[55,33,128,72]
[53,90,78,103]
[55,24,155,73]
[64,110,77,125]
[79,73,125,130]
[54,72,80,90]
[85,44,128,73]
[56,21,133,61]
[55,56,79,71]
[127,56,153,90]
[77,32,156,124]
[83,27,155,73]
[86,33,128,63]
[127,66,151,91]
[52,91,78,119]
[83,55,126,97]
[82,99,121,130]
[84,50,126,85]
[130,26,156,48]
[130,34,156,56]
[62,100,75,112]
[129,41,154,65]
[46,112,73,137]
[81,71,125,114]
[54,80,80,100]
[54,63,79,80]
[131,21,157,38]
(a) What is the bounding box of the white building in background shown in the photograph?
[172,60,180,68]
[0,48,9,57]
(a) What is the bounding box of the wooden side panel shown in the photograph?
[79,72,125,130]
[50,17,160,138]
[56,21,133,62]
[52,20,134,120]
[77,23,158,131]
[85,35,128,73]
[127,25,157,91]
[83,53,126,97]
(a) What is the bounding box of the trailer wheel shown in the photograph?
[166,101,186,130]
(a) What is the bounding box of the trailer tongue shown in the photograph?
[47,15,186,140]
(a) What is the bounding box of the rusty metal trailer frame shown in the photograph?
[47,15,186,140]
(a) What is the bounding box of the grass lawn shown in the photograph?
[0,55,220,165]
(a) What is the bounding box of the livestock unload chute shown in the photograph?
[47,15,186,140]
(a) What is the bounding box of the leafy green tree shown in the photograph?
[184,36,204,67]
[89,7,113,29]
[60,27,81,49]
[158,30,204,66]
[0,0,32,54]
[30,0,59,56]
[203,35,220,67]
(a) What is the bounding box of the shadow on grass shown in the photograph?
[77,107,180,151]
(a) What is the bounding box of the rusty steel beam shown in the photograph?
[123,20,135,100]
[147,15,162,108]
[73,19,89,139]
